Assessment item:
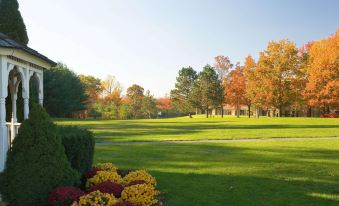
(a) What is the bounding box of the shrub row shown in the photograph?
[0,105,95,206]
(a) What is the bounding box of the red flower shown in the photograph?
[88,181,124,198]
[85,168,101,179]
[48,186,85,206]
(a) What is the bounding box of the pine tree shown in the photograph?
[0,104,79,206]
[0,0,29,45]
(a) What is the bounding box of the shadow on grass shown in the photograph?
[95,142,339,206]
[153,171,339,206]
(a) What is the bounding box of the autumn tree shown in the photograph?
[304,29,339,113]
[243,55,267,117]
[126,84,144,119]
[156,97,172,117]
[214,55,233,117]
[79,75,102,116]
[0,0,29,45]
[193,65,223,118]
[225,63,248,117]
[256,39,300,117]
[170,67,198,117]
[101,75,121,97]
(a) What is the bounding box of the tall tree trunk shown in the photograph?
[206,106,209,118]
[221,104,224,118]
[307,106,312,117]
[248,105,251,118]
[189,112,192,118]
[236,104,240,118]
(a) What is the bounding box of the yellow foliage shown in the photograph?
[121,184,159,206]
[94,162,118,172]
[86,171,123,188]
[71,191,118,206]
[123,170,157,186]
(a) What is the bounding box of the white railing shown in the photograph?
[6,122,21,149]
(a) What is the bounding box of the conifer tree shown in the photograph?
[0,0,29,45]
[0,104,79,206]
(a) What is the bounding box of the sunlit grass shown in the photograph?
[56,116,339,142]
[95,139,339,206]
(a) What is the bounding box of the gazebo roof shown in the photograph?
[0,32,56,66]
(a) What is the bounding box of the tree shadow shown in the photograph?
[95,142,339,205]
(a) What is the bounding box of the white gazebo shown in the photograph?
[0,33,55,172]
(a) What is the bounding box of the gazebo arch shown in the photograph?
[0,33,55,171]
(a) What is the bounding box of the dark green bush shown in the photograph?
[58,126,95,175]
[0,104,80,206]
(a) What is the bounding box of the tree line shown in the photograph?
[43,64,174,119]
[1,0,336,119]
[171,29,338,118]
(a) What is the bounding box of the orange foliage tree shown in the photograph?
[256,39,301,116]
[156,97,172,117]
[304,29,339,113]
[224,63,249,117]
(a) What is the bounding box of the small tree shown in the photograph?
[0,104,80,206]
[126,84,144,119]
[142,90,157,118]
[0,0,29,45]
[214,55,233,117]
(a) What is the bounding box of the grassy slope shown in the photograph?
[95,139,339,206]
[57,116,339,142]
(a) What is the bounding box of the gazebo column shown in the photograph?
[23,98,29,119]
[10,77,18,123]
[38,73,43,106]
[22,70,29,120]
[0,57,8,172]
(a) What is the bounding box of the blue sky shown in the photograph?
[18,0,339,97]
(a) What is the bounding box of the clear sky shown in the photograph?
[18,0,339,97]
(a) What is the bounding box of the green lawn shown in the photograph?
[95,139,339,206]
[57,117,339,205]
[57,116,339,142]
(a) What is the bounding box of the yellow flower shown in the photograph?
[121,184,159,206]
[86,171,123,188]
[123,170,156,186]
[71,191,118,206]
[94,163,118,172]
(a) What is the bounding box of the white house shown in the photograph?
[0,33,55,172]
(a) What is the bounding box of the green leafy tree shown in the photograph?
[126,84,144,119]
[170,67,198,117]
[193,65,223,118]
[0,104,79,206]
[0,0,29,45]
[44,63,87,117]
[142,90,157,118]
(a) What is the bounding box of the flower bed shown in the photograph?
[49,163,164,206]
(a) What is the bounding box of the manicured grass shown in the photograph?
[56,116,339,142]
[95,139,339,206]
